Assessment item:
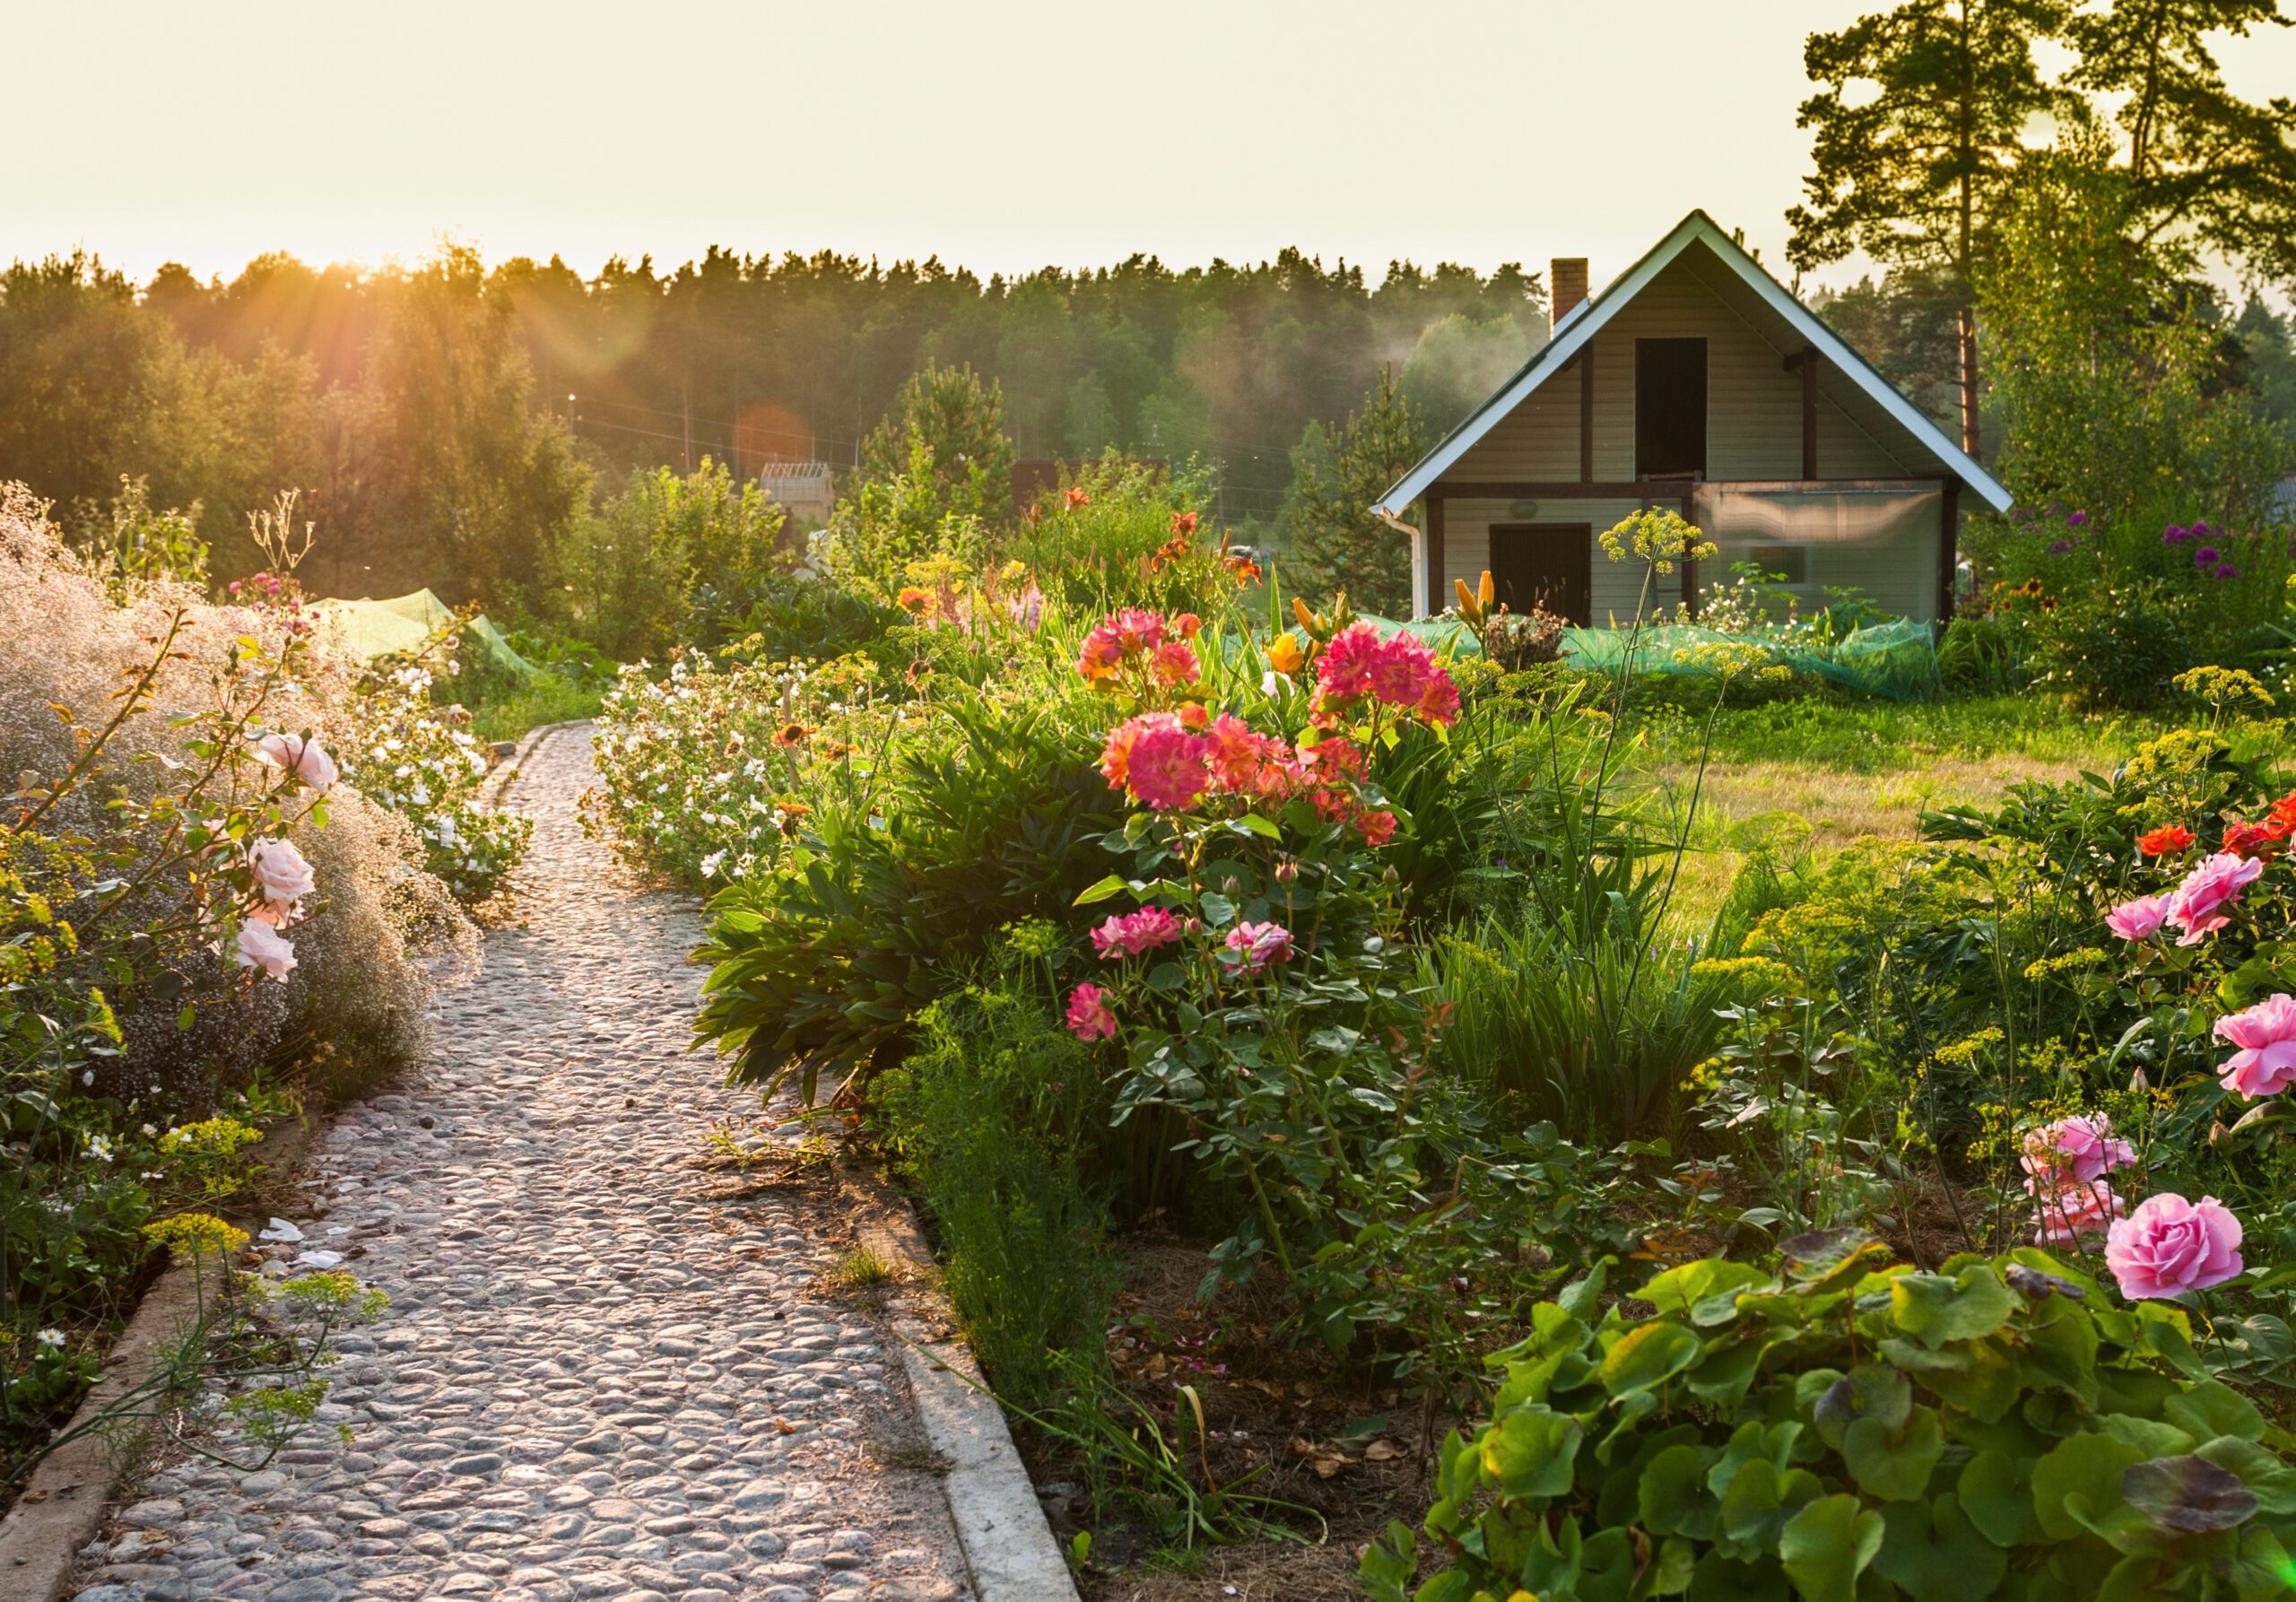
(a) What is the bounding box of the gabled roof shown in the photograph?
[1374,210,2013,515]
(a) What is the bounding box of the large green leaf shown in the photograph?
[1892,1265,2016,1349]
[1813,1365,1910,1450]
[2032,1432,2146,1543]
[1719,1459,1826,1562]
[2162,1379,2266,1444]
[1641,1258,1775,1319]
[1874,1493,2009,1602]
[1958,1450,2040,1547]
[1779,1493,1884,1602]
[1600,1320,1704,1399]
[1781,1228,1890,1292]
[1641,1443,1722,1540]
[1845,1405,1944,1502]
[1479,1406,1582,1499]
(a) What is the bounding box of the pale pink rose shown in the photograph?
[247,837,315,912]
[2019,1112,2135,1182]
[2163,852,2266,945]
[1223,920,1293,972]
[233,917,298,983]
[2104,1192,2244,1300]
[2213,992,2296,1099]
[2027,1176,2126,1247]
[2105,893,2172,941]
[254,731,338,792]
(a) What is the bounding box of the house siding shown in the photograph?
[1452,254,1915,483]
[1425,252,1944,622]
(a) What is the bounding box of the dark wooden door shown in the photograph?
[1488,524,1591,625]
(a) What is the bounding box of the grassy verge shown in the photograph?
[1632,694,2172,926]
[466,670,604,744]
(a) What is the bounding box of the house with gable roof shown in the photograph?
[1373,211,2012,626]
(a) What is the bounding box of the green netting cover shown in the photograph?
[1558,619,1938,701]
[309,589,537,679]
[1360,614,1936,700]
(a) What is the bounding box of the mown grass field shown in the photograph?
[1632,694,2175,925]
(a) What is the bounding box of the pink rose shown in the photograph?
[1091,907,1183,960]
[2020,1112,2135,1182]
[2163,851,2265,945]
[1065,982,1116,1042]
[2027,1176,2126,1247]
[254,731,338,792]
[2104,1192,2244,1300]
[2213,992,2296,1099]
[233,917,298,983]
[247,837,316,913]
[1223,920,1293,972]
[2105,893,2172,941]
[1121,720,1211,812]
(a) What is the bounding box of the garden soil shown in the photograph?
[65,725,972,1602]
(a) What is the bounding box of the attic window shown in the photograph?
[1635,337,1707,479]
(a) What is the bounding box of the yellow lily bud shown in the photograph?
[1478,570,1495,607]
[1455,577,1474,614]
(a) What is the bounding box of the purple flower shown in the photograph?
[2191,521,2213,540]
[2048,539,2073,554]
[2195,546,2221,566]
[2164,525,2189,544]
[2067,511,2090,527]
[2217,563,2239,580]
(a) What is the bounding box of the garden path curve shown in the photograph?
[69,724,974,1602]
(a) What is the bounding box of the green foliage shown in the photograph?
[539,457,793,661]
[1978,139,2285,533]
[1365,1238,2296,1602]
[341,627,533,904]
[1422,912,1731,1140]
[879,975,1113,1404]
[1283,369,1427,616]
[858,362,1017,532]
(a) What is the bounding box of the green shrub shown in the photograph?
[1365,1232,2296,1602]
[1421,914,1727,1142]
[879,976,1112,1403]
[2017,581,2198,711]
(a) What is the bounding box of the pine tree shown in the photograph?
[1787,0,2070,458]
[2065,0,2296,283]
[1283,370,1428,616]
[857,362,1017,529]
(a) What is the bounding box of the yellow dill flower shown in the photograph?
[144,1212,251,1260]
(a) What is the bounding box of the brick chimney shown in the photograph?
[1551,257,1588,332]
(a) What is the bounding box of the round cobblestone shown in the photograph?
[69,726,971,1602]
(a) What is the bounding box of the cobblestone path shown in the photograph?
[70,726,973,1602]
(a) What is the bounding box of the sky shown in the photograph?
[11,0,2296,299]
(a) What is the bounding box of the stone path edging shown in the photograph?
[0,1113,323,1602]
[0,708,574,1602]
[848,1176,1081,1602]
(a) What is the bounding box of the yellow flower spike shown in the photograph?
[1478,570,1495,607]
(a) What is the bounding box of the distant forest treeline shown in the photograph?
[1,239,2291,606]
[0,243,1554,601]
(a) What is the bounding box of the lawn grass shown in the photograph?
[1631,694,2174,927]
[466,669,604,744]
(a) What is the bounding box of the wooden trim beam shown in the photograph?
[1937,478,1960,624]
[1424,495,1446,618]
[1427,479,1701,501]
[1578,353,1594,483]
[1680,492,1698,619]
[1798,346,1819,479]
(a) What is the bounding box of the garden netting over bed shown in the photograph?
[310,588,537,679]
[1361,614,1940,701]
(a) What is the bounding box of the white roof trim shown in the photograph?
[1374,210,2012,515]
